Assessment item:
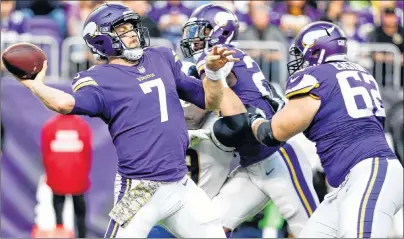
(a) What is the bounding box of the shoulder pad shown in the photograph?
[171,49,180,63]
[285,72,319,99]
[71,70,99,93]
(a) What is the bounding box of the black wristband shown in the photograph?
[256,119,283,147]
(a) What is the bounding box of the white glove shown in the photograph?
[188,129,210,148]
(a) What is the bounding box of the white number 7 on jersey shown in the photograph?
[139,78,168,122]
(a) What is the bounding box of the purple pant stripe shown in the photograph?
[357,158,388,238]
[281,143,318,217]
[105,176,131,238]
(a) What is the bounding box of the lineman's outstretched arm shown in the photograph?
[251,94,321,146]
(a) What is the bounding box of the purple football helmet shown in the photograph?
[82,3,150,61]
[180,4,239,59]
[287,21,348,76]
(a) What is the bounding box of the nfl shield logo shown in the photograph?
[137,66,146,73]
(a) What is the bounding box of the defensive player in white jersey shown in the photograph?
[180,4,320,237]
[182,61,235,199]
[249,21,403,238]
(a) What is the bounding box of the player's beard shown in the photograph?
[122,48,144,61]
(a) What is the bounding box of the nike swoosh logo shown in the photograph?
[290,76,299,83]
[182,179,188,186]
[265,168,274,176]
[73,73,80,80]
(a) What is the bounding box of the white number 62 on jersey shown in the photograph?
[337,71,385,119]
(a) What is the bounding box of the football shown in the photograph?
[1,42,47,79]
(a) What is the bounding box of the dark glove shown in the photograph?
[245,104,266,126]
[187,65,200,79]
[267,97,285,113]
[266,82,285,112]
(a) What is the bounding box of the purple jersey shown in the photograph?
[196,44,281,166]
[70,46,206,182]
[285,61,396,187]
[148,1,194,23]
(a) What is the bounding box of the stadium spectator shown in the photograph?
[66,1,106,76]
[17,0,67,38]
[320,0,371,30]
[238,1,287,82]
[321,1,344,23]
[337,5,371,64]
[270,0,322,43]
[1,1,14,31]
[370,7,404,86]
[339,6,368,43]
[149,0,194,45]
[232,1,252,33]
[60,1,81,38]
[1,0,26,33]
[77,1,105,33]
[125,1,161,38]
[211,0,235,12]
[372,0,398,26]
[239,2,286,45]
[1,0,21,75]
[41,114,92,238]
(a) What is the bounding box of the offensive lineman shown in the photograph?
[249,21,403,238]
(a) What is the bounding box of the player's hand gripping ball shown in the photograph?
[2,42,47,79]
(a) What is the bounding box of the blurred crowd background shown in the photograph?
[1,0,403,83]
[1,0,403,238]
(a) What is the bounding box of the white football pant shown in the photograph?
[213,140,320,237]
[299,157,403,238]
[104,174,226,238]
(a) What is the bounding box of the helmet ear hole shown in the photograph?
[312,49,320,58]
[223,30,230,37]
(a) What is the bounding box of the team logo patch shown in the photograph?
[137,66,146,73]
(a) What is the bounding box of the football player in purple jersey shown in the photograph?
[249,21,403,238]
[181,4,320,237]
[11,3,244,238]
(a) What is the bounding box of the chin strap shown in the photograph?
[122,48,144,61]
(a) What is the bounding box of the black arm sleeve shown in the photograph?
[256,119,283,147]
[211,113,249,149]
